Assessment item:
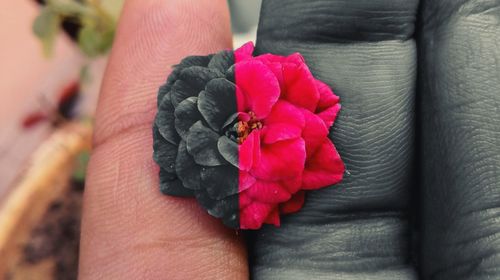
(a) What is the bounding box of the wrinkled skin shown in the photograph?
[247,0,500,279]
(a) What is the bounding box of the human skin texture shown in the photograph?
[78,0,247,279]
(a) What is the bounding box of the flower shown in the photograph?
[153,42,344,230]
[234,43,344,229]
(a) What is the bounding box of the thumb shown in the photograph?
[79,0,247,279]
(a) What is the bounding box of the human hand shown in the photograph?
[79,0,500,279]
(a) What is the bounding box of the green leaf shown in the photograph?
[72,150,90,182]
[78,23,115,57]
[32,7,61,56]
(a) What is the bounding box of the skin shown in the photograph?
[79,0,247,279]
[80,0,500,279]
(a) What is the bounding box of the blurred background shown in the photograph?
[0,0,260,279]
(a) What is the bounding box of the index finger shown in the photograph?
[79,0,247,279]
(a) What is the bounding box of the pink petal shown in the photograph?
[317,103,341,128]
[280,176,302,194]
[301,109,329,156]
[239,130,261,171]
[239,171,256,192]
[240,191,252,209]
[264,100,305,127]
[235,60,280,118]
[240,201,273,230]
[262,101,305,144]
[245,180,291,203]
[234,41,254,62]
[251,138,306,181]
[301,140,344,190]
[282,63,319,112]
[262,123,302,144]
[315,79,339,112]
[263,207,280,226]
[280,191,305,214]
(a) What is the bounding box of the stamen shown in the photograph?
[237,111,262,144]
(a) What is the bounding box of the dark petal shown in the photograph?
[194,189,217,214]
[155,94,180,144]
[201,165,238,199]
[176,141,202,190]
[225,65,235,83]
[159,168,193,197]
[157,83,171,107]
[178,55,212,68]
[194,188,238,226]
[178,66,223,92]
[222,211,239,229]
[153,126,177,173]
[208,50,234,73]
[223,112,239,130]
[170,79,198,108]
[198,79,237,131]
[186,121,227,166]
[174,97,203,140]
[217,136,238,168]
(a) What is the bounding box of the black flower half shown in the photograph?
[153,50,240,228]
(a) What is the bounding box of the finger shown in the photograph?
[248,0,419,279]
[79,1,247,279]
[419,0,500,278]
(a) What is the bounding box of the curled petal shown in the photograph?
[235,60,280,119]
[239,171,256,192]
[282,63,319,112]
[240,201,273,230]
[198,78,237,132]
[315,79,340,113]
[301,109,329,156]
[245,180,291,204]
[174,97,202,140]
[186,121,226,166]
[318,103,341,128]
[302,140,344,190]
[280,191,305,214]
[234,41,254,62]
[251,138,306,181]
[239,130,261,171]
[262,123,302,144]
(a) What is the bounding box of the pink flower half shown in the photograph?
[235,42,344,229]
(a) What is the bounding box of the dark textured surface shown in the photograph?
[247,0,418,279]
[153,51,240,228]
[419,0,500,279]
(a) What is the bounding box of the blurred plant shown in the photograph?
[33,0,124,57]
[22,81,81,129]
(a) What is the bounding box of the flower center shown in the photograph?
[237,111,262,144]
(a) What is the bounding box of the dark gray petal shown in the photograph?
[194,188,238,224]
[217,136,238,168]
[225,65,235,83]
[186,121,226,166]
[208,50,234,73]
[201,165,238,199]
[198,79,237,131]
[178,66,222,92]
[159,168,193,197]
[170,79,198,108]
[155,94,180,144]
[157,84,171,107]
[176,141,202,190]
[174,97,203,140]
[222,210,238,229]
[153,127,177,173]
[178,55,212,68]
